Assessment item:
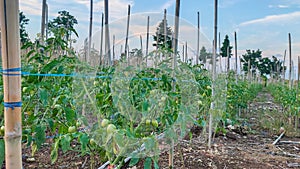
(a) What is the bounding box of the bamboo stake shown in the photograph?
[209,0,218,149]
[296,56,300,130]
[45,3,48,40]
[227,46,229,73]
[297,56,300,96]
[196,11,200,65]
[272,131,285,145]
[279,140,300,144]
[234,31,238,83]
[140,35,143,65]
[182,44,185,62]
[239,55,242,76]
[173,0,180,66]
[282,50,286,85]
[292,60,294,89]
[0,0,22,168]
[169,0,180,167]
[88,0,93,64]
[40,0,46,42]
[104,0,111,65]
[124,4,131,60]
[185,41,188,63]
[146,16,150,65]
[218,32,222,72]
[164,9,167,50]
[113,35,115,63]
[248,59,251,82]
[99,13,104,66]
[289,33,292,88]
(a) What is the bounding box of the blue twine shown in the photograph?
[2,67,21,73]
[2,67,22,76]
[0,70,201,83]
[22,72,112,79]
[3,101,22,110]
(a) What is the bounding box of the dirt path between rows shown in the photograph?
[141,89,300,169]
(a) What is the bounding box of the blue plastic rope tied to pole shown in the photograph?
[2,68,22,109]
[3,102,22,110]
[2,67,21,76]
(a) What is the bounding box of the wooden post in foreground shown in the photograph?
[0,0,22,168]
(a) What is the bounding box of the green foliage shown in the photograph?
[241,50,284,79]
[266,84,299,134]
[0,140,4,168]
[0,9,272,168]
[225,72,262,121]
[19,11,30,44]
[48,10,78,48]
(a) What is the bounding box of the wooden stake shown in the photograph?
[169,1,180,168]
[146,16,150,63]
[185,41,188,62]
[88,0,93,63]
[182,44,185,62]
[196,11,200,65]
[104,0,111,65]
[272,131,285,145]
[282,50,286,85]
[209,0,218,149]
[218,32,222,72]
[40,0,46,42]
[164,9,167,50]
[289,33,292,88]
[0,0,22,168]
[99,13,104,66]
[234,31,238,83]
[227,46,229,72]
[124,4,131,60]
[113,35,115,63]
[45,3,48,40]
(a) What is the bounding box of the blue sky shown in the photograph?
[20,0,300,63]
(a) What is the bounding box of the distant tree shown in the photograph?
[199,46,212,64]
[270,56,285,79]
[47,11,78,56]
[19,11,30,44]
[220,35,233,70]
[257,57,272,77]
[48,10,78,42]
[152,18,173,50]
[241,49,262,75]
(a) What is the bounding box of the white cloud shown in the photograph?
[73,0,134,20]
[239,11,300,26]
[160,0,175,11]
[278,5,289,8]
[20,0,41,16]
[219,0,240,8]
[268,4,289,8]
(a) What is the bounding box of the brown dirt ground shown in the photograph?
[2,89,300,169]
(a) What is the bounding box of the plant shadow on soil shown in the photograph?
[2,88,300,169]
